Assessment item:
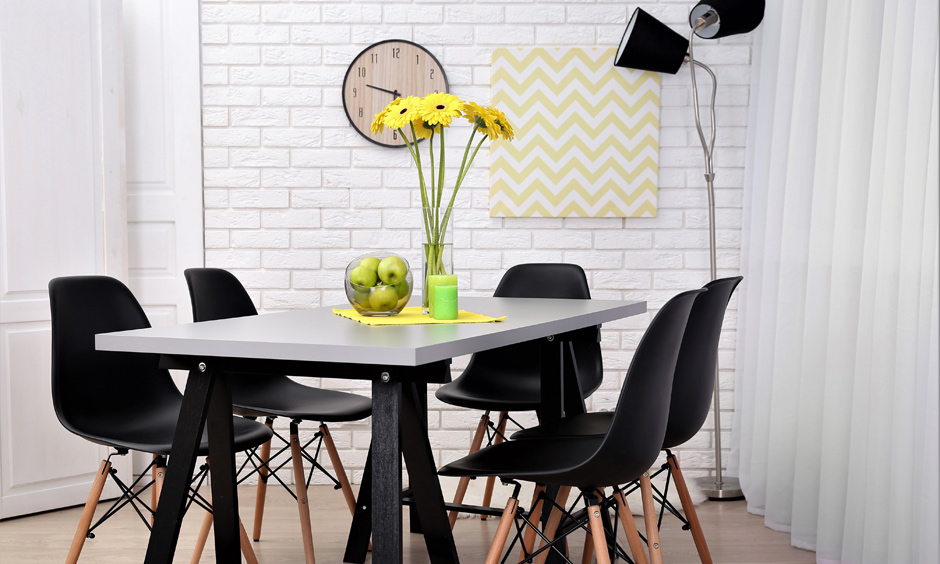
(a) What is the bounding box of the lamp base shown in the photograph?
[696,476,745,501]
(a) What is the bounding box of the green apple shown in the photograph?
[359,256,381,273]
[353,289,372,307]
[369,285,400,311]
[377,256,407,285]
[349,265,378,287]
[394,279,410,299]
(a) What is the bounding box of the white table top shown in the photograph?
[96,297,646,367]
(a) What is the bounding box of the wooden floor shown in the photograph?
[0,485,815,563]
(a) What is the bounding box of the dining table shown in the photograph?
[95,295,646,564]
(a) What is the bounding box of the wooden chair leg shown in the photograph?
[449,413,490,528]
[668,453,713,564]
[480,411,508,519]
[520,484,547,561]
[290,421,316,564]
[587,501,611,564]
[65,459,111,564]
[191,510,257,564]
[614,490,649,564]
[639,472,664,564]
[189,510,213,564]
[152,455,166,525]
[580,534,595,564]
[485,495,519,564]
[239,518,259,564]
[252,417,275,541]
[533,485,571,564]
[320,423,357,517]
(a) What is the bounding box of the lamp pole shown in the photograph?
[687,21,744,500]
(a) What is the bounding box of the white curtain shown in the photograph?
[730,0,939,562]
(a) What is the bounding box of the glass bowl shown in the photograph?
[344,253,413,316]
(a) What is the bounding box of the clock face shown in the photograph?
[342,40,449,148]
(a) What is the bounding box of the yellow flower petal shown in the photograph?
[419,93,464,127]
[371,97,402,135]
[491,108,514,141]
[384,96,422,130]
[412,119,436,139]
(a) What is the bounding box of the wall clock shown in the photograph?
[342,40,449,148]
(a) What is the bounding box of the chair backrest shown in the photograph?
[581,288,706,487]
[664,276,743,448]
[463,263,604,400]
[48,276,183,438]
[184,268,259,322]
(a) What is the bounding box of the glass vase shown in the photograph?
[422,225,453,314]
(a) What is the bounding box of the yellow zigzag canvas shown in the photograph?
[490,47,661,218]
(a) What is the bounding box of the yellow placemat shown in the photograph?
[333,306,505,326]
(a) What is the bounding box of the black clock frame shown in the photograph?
[342,39,450,148]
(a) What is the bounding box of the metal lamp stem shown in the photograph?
[687,26,744,500]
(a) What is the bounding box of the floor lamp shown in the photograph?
[614,1,765,500]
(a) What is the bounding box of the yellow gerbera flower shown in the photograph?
[464,102,500,139]
[384,96,422,130]
[370,98,401,135]
[412,119,436,139]
[491,108,514,141]
[419,93,464,126]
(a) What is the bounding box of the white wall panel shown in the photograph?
[0,0,127,518]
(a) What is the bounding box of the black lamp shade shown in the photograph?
[614,8,689,75]
[690,0,765,39]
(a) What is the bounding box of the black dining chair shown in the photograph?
[48,275,273,564]
[434,263,604,526]
[512,276,743,564]
[439,288,706,564]
[184,268,372,562]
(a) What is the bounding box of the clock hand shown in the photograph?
[367,84,401,98]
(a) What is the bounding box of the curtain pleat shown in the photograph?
[733,0,939,561]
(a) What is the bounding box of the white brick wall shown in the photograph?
[200,0,750,488]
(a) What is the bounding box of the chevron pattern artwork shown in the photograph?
[489,47,661,218]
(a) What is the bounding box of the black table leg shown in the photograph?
[205,371,240,563]
[145,367,215,564]
[401,382,459,564]
[409,382,428,535]
[537,337,564,424]
[371,377,403,563]
[344,449,373,563]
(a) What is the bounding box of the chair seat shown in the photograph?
[439,435,603,484]
[438,435,651,490]
[228,374,373,422]
[510,412,613,441]
[71,409,273,456]
[510,410,704,450]
[434,368,542,412]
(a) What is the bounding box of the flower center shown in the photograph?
[399,108,408,115]
[436,104,446,110]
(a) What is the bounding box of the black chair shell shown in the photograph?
[435,263,603,412]
[184,268,372,422]
[49,275,272,455]
[511,276,743,449]
[439,288,705,490]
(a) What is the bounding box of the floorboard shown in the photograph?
[0,485,816,563]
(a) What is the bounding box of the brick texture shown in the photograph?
[201,0,750,486]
